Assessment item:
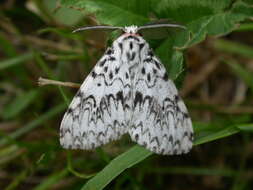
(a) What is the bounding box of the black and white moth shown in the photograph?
[60,24,193,155]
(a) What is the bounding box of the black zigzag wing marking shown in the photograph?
[60,45,132,150]
[129,49,193,155]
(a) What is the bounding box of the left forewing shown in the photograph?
[129,51,193,155]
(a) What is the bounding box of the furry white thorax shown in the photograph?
[124,25,138,34]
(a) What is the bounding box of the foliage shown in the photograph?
[0,0,253,189]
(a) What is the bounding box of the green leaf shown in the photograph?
[168,51,184,80]
[60,0,150,25]
[61,0,253,83]
[42,0,84,26]
[155,0,231,23]
[184,2,253,47]
[2,90,39,119]
[157,1,253,80]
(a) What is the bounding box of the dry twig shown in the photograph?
[38,77,80,88]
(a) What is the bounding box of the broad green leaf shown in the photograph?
[60,0,150,26]
[60,0,253,82]
[180,2,253,48]
[157,1,253,80]
[43,0,84,25]
[155,0,231,23]
[168,51,184,80]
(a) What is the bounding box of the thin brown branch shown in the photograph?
[38,77,80,88]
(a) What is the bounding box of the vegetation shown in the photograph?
[1,0,253,189]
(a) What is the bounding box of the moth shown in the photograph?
[60,24,193,155]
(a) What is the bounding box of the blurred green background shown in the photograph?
[1,0,253,189]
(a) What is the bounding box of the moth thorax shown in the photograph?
[120,40,141,64]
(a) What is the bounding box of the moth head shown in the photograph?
[123,25,139,34]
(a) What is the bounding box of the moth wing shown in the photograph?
[129,53,193,155]
[60,48,131,149]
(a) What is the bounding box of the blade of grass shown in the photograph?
[67,151,95,179]
[194,126,240,146]
[231,133,251,190]
[0,145,23,165]
[5,169,29,190]
[81,123,251,190]
[149,167,237,177]
[33,168,69,190]
[0,52,34,70]
[222,58,253,93]
[213,39,253,59]
[236,123,253,132]
[0,104,66,146]
[0,32,17,57]
[81,145,152,190]
[2,89,39,119]
[34,52,54,79]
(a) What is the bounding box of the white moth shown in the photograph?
[60,24,193,155]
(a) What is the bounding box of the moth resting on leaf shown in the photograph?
[60,24,193,155]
